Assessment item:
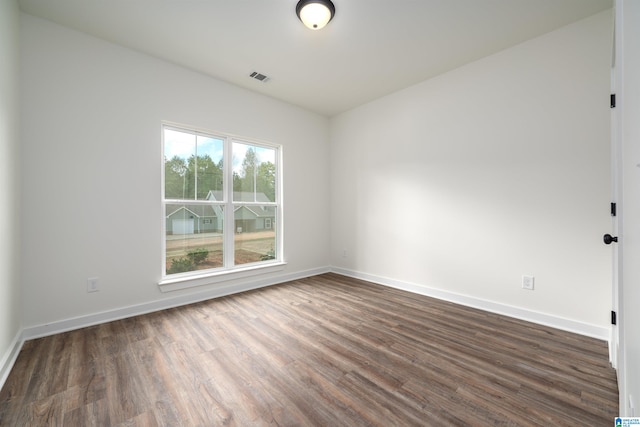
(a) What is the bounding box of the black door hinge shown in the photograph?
[612,310,617,325]
[611,94,616,108]
[611,202,617,217]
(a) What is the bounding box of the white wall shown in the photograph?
[10,4,628,403]
[619,0,640,416]
[20,14,330,329]
[0,0,22,384]
[17,5,616,340]
[330,11,613,335]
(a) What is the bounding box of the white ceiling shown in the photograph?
[18,0,612,117]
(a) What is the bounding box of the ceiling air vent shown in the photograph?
[249,71,269,82]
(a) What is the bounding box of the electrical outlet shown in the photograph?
[342,249,348,258]
[87,277,100,293]
[522,275,534,290]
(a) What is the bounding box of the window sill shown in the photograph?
[158,261,287,293]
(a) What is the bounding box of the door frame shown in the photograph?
[612,0,626,412]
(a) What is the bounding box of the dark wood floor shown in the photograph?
[0,273,618,426]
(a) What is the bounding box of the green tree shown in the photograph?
[234,148,275,201]
[256,161,276,202]
[165,155,223,200]
[240,148,257,195]
[164,156,187,199]
[188,154,223,199]
[233,171,242,194]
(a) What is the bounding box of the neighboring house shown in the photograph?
[166,191,275,235]
[234,205,275,233]
[226,191,276,233]
[165,204,222,235]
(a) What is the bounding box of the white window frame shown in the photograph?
[159,123,285,292]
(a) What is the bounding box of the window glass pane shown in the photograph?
[164,129,195,200]
[165,203,224,274]
[195,135,224,200]
[164,129,224,200]
[232,142,276,203]
[234,206,276,265]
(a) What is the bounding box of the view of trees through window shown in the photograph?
[163,126,279,277]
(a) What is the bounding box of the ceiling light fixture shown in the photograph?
[296,0,335,30]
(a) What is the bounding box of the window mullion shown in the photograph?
[253,156,257,202]
[223,137,235,268]
[276,146,283,262]
[194,141,198,200]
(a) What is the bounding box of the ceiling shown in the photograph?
[18,0,612,117]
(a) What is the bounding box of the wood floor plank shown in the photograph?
[126,337,185,426]
[0,273,618,425]
[63,395,111,427]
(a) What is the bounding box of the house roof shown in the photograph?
[207,190,273,203]
[166,205,218,219]
[167,192,275,219]
[234,205,276,219]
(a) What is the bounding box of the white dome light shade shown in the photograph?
[296,0,335,30]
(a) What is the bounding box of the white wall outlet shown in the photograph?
[342,249,348,258]
[522,275,535,290]
[87,277,100,293]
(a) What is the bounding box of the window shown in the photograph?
[162,124,282,284]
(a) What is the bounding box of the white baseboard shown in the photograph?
[22,266,331,341]
[0,330,24,392]
[15,264,607,357]
[331,267,609,341]
[2,265,608,391]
